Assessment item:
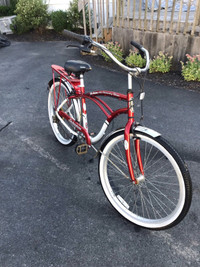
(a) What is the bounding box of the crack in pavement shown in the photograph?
[0,121,12,132]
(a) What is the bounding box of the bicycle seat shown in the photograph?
[64,60,92,75]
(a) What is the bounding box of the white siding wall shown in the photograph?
[45,0,71,12]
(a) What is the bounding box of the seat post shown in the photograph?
[128,72,132,90]
[79,73,88,132]
[80,74,85,94]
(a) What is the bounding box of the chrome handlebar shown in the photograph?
[63,30,150,74]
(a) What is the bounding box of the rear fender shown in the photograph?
[47,77,74,93]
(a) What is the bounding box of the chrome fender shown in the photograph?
[134,125,161,138]
[100,125,161,153]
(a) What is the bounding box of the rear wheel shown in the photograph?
[48,81,80,145]
[99,130,192,230]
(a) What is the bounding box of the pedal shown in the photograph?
[76,144,88,155]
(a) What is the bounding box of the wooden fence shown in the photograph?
[0,0,10,5]
[81,0,200,40]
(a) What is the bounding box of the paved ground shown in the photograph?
[0,41,200,267]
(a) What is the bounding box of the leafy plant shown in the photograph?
[181,54,200,82]
[0,6,12,16]
[10,0,18,12]
[67,0,89,32]
[149,52,173,73]
[11,0,49,34]
[101,42,123,63]
[0,0,17,16]
[125,49,146,68]
[51,10,68,33]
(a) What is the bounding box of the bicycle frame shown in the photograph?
[51,65,144,183]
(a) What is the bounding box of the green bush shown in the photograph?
[181,54,200,82]
[101,42,123,63]
[51,10,68,33]
[11,0,49,34]
[67,0,89,31]
[10,0,18,12]
[0,1,18,16]
[0,6,13,16]
[125,49,146,68]
[149,52,173,73]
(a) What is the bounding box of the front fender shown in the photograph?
[100,125,161,153]
[134,125,161,138]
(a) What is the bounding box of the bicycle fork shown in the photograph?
[124,74,144,184]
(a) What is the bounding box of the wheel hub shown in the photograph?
[135,174,145,184]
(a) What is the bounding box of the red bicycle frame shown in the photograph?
[51,65,144,183]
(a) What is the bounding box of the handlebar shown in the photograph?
[63,29,150,74]
[63,30,90,44]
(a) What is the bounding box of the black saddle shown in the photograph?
[64,60,92,76]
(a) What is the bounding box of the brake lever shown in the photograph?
[67,43,95,54]
[66,44,81,48]
[80,46,92,53]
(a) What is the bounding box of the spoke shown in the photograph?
[138,186,150,218]
[140,188,162,219]
[131,140,139,172]
[144,154,166,172]
[111,145,127,167]
[145,161,174,180]
[113,183,134,196]
[144,149,160,170]
[149,180,179,187]
[140,181,169,217]
[103,151,128,179]
[107,159,128,177]
[115,142,126,164]
[149,173,177,179]
[145,184,158,219]
[108,176,130,183]
[148,189,173,215]
[147,187,178,197]
[131,189,140,215]
[122,184,135,203]
[149,183,179,194]
[143,143,154,169]
[109,151,127,168]
[146,179,177,207]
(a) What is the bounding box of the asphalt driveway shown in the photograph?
[0,41,200,267]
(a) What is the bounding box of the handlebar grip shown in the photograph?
[130,41,145,58]
[62,29,91,45]
[63,29,85,43]
[130,41,143,50]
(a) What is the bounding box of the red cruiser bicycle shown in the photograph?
[47,30,192,230]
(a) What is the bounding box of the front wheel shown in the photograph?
[98,129,192,230]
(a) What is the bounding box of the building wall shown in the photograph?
[45,0,70,12]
